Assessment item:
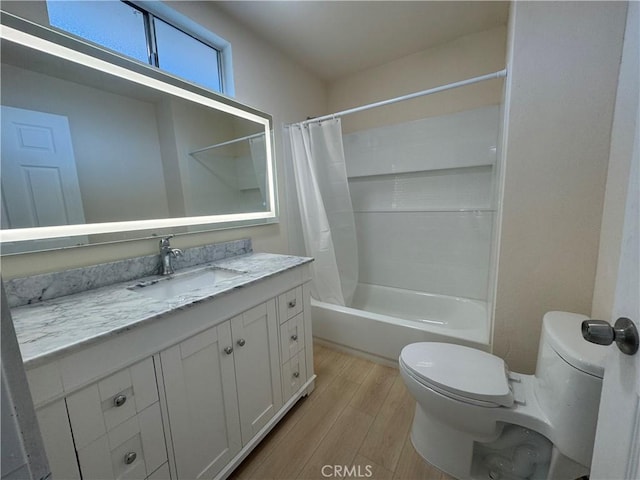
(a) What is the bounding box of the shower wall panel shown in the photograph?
[343,106,499,301]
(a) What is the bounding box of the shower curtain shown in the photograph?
[285,118,358,306]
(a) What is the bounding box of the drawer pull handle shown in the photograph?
[113,394,127,407]
[124,452,137,465]
[290,334,298,341]
[237,338,246,347]
[288,299,297,308]
[224,346,234,355]
[293,371,300,378]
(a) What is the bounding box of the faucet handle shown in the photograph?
[159,235,175,247]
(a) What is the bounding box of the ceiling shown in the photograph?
[214,1,510,82]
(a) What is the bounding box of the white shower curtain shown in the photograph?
[286,118,358,306]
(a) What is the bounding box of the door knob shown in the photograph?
[581,317,638,355]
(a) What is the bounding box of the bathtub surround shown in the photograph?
[289,104,498,360]
[344,106,498,301]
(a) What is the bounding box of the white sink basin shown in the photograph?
[128,267,245,301]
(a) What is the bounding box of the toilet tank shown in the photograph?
[534,311,608,468]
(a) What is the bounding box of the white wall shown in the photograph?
[1,0,327,278]
[494,2,627,373]
[329,25,507,134]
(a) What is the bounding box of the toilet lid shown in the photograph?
[400,343,514,407]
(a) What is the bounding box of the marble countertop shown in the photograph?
[11,253,312,367]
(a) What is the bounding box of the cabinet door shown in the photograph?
[231,300,283,445]
[160,322,241,480]
[36,400,81,480]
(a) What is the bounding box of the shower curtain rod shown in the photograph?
[189,131,265,156]
[299,69,507,126]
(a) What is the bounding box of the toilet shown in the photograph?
[399,311,607,480]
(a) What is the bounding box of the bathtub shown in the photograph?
[311,283,490,363]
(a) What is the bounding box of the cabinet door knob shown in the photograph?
[293,371,300,378]
[237,338,246,347]
[124,452,137,465]
[224,346,234,355]
[290,334,298,341]
[288,299,297,308]
[113,394,127,407]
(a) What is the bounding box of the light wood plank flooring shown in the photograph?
[230,343,454,480]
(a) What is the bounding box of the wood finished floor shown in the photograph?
[230,343,455,480]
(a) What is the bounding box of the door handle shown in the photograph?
[581,317,638,355]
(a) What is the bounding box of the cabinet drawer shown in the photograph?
[282,352,306,401]
[280,312,304,364]
[278,286,303,323]
[67,357,159,449]
[77,403,167,480]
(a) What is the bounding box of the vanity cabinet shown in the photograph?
[23,262,314,480]
[35,400,81,480]
[160,299,282,480]
[160,321,241,480]
[230,301,283,444]
[65,357,167,479]
[278,290,306,401]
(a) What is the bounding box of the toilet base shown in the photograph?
[409,405,491,479]
[547,447,589,480]
[410,405,589,480]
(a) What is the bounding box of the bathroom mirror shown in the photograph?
[0,12,277,254]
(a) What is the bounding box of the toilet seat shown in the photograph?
[400,343,514,407]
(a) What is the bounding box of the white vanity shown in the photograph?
[9,244,314,480]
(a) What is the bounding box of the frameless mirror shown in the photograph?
[0,13,277,254]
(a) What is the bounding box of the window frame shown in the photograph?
[131,0,234,96]
[46,0,235,96]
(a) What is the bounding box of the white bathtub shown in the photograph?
[311,283,490,363]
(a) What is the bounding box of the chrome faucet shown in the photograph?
[159,235,183,275]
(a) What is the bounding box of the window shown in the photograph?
[46,0,232,95]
